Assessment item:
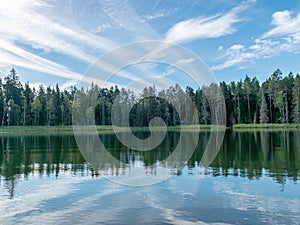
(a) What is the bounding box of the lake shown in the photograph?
[0,129,299,224]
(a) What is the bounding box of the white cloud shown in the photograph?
[0,0,121,87]
[262,10,300,38]
[0,0,116,63]
[271,10,291,25]
[60,79,79,90]
[174,58,195,65]
[213,10,300,71]
[144,12,169,21]
[0,0,163,88]
[228,44,245,51]
[91,23,112,34]
[165,3,251,44]
[101,0,160,40]
[0,39,84,80]
[213,180,300,224]
[212,44,252,70]
[141,9,175,23]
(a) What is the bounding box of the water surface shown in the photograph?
[0,130,299,224]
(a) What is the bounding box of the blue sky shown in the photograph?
[1,0,300,89]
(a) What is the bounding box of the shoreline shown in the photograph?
[0,125,225,134]
[0,124,299,135]
[233,124,300,130]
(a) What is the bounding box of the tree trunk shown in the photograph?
[285,96,289,123]
[237,96,241,124]
[269,95,272,123]
[23,104,26,126]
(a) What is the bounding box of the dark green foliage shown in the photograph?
[1,68,300,126]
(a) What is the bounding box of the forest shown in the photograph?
[0,68,300,127]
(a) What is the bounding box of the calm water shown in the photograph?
[0,130,300,225]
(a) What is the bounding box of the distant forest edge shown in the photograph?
[1,68,300,127]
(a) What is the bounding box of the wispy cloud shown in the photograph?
[0,39,84,80]
[91,23,112,34]
[262,10,300,38]
[211,44,254,71]
[0,0,117,61]
[144,12,170,21]
[60,79,79,90]
[213,10,300,71]
[174,58,195,65]
[0,0,163,88]
[0,0,121,86]
[141,9,175,23]
[101,0,160,40]
[164,3,251,44]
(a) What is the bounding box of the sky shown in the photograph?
[1,0,300,90]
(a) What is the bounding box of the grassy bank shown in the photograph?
[233,123,300,130]
[1,124,297,135]
[0,126,71,136]
[0,125,114,136]
[0,124,226,135]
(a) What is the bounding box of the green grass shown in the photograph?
[0,124,227,136]
[1,124,297,136]
[233,123,300,130]
[0,125,112,135]
[0,126,73,136]
[166,125,226,131]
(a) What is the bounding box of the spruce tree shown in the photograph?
[260,90,269,124]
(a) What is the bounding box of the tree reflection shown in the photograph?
[210,130,300,184]
[0,130,300,198]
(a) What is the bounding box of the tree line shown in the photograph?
[1,68,300,127]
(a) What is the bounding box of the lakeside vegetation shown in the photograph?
[233,123,300,129]
[1,68,300,128]
[0,125,226,136]
[0,123,298,136]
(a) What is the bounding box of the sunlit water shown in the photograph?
[0,130,299,225]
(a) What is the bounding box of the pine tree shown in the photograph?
[22,82,33,126]
[38,85,47,126]
[292,74,300,123]
[31,96,42,126]
[260,90,269,124]
[244,76,252,123]
[3,69,22,125]
[0,79,4,126]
